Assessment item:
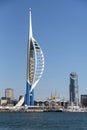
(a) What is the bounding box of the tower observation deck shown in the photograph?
[25,10,44,106]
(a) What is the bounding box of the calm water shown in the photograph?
[0,112,87,130]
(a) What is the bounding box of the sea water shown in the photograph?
[0,112,87,130]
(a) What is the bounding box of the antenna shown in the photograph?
[29,8,33,38]
[29,8,31,12]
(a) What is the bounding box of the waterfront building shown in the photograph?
[0,99,7,105]
[25,10,44,106]
[69,72,79,105]
[5,88,14,100]
[81,95,87,107]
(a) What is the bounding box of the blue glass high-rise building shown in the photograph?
[25,10,44,106]
[69,72,79,105]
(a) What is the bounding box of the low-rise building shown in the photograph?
[81,95,87,107]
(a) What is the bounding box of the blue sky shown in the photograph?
[0,0,87,100]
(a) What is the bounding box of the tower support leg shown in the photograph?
[25,82,34,106]
[25,82,30,106]
[30,90,34,106]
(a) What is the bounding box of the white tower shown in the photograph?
[25,9,44,106]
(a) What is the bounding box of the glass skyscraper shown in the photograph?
[25,10,44,106]
[69,72,79,105]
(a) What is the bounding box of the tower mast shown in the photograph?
[29,8,33,39]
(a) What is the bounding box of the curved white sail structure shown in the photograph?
[29,37,44,92]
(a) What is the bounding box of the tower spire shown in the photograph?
[29,8,33,39]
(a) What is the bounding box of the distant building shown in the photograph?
[81,95,87,107]
[5,88,14,100]
[0,99,7,106]
[69,72,79,105]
